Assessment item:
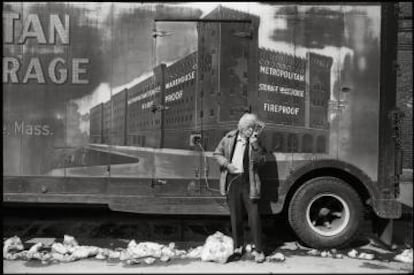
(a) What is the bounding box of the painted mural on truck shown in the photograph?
[3,3,381,182]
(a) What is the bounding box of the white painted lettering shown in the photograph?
[165,71,195,89]
[264,103,300,115]
[3,57,20,83]
[259,65,305,82]
[3,13,20,43]
[49,14,69,44]
[18,14,47,44]
[258,83,304,97]
[72,58,89,84]
[165,90,183,103]
[22,58,45,83]
[128,86,161,105]
[48,57,67,84]
[14,121,24,134]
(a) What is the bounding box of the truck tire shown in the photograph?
[288,177,363,249]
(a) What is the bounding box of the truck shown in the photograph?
[3,2,404,249]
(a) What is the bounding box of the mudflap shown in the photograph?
[372,217,394,246]
[371,199,402,247]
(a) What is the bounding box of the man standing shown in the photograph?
[213,113,266,263]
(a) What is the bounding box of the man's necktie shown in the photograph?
[243,139,249,177]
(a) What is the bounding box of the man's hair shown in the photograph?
[238,113,260,131]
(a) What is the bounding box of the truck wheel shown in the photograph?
[288,177,363,249]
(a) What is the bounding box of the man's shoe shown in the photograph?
[227,247,243,262]
[234,247,243,255]
[252,250,265,263]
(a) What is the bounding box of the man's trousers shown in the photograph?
[226,173,263,252]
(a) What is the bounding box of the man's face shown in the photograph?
[240,125,254,138]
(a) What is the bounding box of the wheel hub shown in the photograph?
[306,193,350,237]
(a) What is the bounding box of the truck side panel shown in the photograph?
[3,3,400,217]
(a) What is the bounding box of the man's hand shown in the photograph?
[249,132,259,148]
[227,163,239,174]
[249,135,258,144]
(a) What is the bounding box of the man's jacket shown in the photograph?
[213,129,266,199]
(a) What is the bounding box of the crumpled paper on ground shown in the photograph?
[266,252,285,262]
[200,231,234,264]
[126,241,182,259]
[358,252,375,260]
[51,242,69,254]
[394,249,413,263]
[127,241,164,258]
[4,233,232,264]
[306,249,344,259]
[4,236,25,261]
[4,235,102,263]
[185,245,204,259]
[122,241,187,264]
[3,236,24,256]
[51,235,100,262]
[63,235,79,247]
[3,235,188,264]
[280,242,298,251]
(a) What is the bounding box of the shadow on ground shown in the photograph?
[3,203,412,253]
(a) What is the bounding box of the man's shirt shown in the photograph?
[230,134,248,174]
